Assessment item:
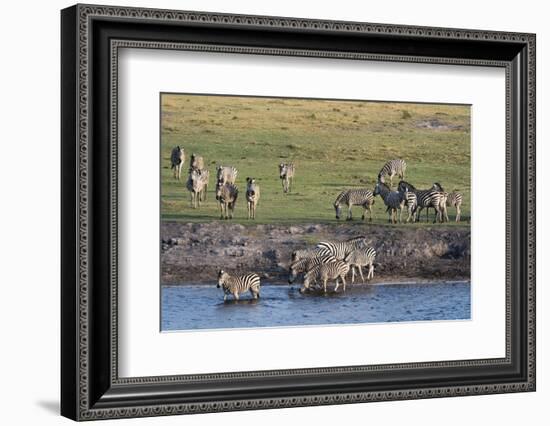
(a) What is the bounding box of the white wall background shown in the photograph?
[0,0,546,425]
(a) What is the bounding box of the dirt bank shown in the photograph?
[161,222,470,284]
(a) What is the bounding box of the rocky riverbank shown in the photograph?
[161,222,470,285]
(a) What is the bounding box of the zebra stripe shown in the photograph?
[373,182,406,223]
[279,163,295,193]
[288,254,337,284]
[344,247,376,283]
[217,270,261,301]
[316,236,367,261]
[217,165,238,185]
[378,159,406,188]
[334,189,375,221]
[303,260,350,293]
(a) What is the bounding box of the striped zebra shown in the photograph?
[216,165,238,185]
[378,159,407,188]
[217,270,260,301]
[216,181,238,219]
[432,182,463,222]
[344,247,376,283]
[398,181,445,223]
[288,254,336,285]
[189,153,205,171]
[170,146,185,180]
[245,177,260,219]
[303,260,351,293]
[316,236,368,260]
[373,182,406,224]
[291,247,324,262]
[279,163,295,193]
[186,169,209,208]
[334,189,375,221]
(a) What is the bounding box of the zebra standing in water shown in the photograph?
[316,236,368,260]
[186,169,209,208]
[287,254,336,285]
[333,189,375,221]
[398,181,445,223]
[216,165,238,185]
[245,177,260,219]
[432,183,463,222]
[216,181,238,219]
[378,159,407,188]
[170,146,185,180]
[303,260,351,293]
[373,182,406,224]
[344,246,377,283]
[217,270,260,301]
[279,163,295,193]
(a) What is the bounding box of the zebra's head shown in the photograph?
[217,270,228,288]
[279,163,287,179]
[432,182,444,191]
[288,261,301,284]
[334,203,342,219]
[300,272,312,293]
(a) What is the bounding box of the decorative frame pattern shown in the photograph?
[61,4,536,421]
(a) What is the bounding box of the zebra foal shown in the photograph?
[246,177,260,219]
[279,163,295,193]
[170,146,185,180]
[334,189,375,221]
[432,183,463,222]
[378,159,407,188]
[303,260,351,293]
[288,254,336,285]
[216,181,238,219]
[217,270,261,301]
[344,246,376,283]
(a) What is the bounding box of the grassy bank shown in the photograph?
[161,94,470,225]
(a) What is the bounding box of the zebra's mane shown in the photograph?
[398,180,416,191]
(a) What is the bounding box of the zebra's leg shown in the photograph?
[347,204,353,221]
[368,264,374,280]
[247,201,251,219]
[456,205,461,222]
[341,275,347,292]
[323,278,328,293]
[334,278,340,292]
[433,206,440,224]
[351,267,355,284]
[223,294,227,301]
[250,288,259,299]
[398,206,403,224]
[359,266,365,284]
[233,292,239,301]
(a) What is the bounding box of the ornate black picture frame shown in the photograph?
[61,4,536,421]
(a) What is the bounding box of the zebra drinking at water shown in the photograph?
[344,246,377,283]
[398,181,445,223]
[378,159,407,188]
[302,259,351,293]
[245,177,260,219]
[288,254,337,285]
[216,165,238,185]
[373,182,406,224]
[216,181,238,219]
[170,146,185,180]
[432,182,463,222]
[279,163,295,193]
[334,189,375,221]
[217,270,261,301]
[316,236,368,260]
[186,169,209,208]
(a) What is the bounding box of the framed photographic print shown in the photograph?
[61,4,536,421]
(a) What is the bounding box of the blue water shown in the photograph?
[161,282,471,331]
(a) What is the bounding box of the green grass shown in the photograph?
[161,94,470,226]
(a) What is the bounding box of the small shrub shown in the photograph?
[401,110,412,119]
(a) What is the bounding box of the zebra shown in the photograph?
[217,270,260,301]
[245,177,260,220]
[334,189,375,221]
[291,247,324,262]
[373,182,406,224]
[216,181,238,219]
[378,159,407,188]
[189,153,204,171]
[303,260,351,293]
[397,181,445,223]
[288,254,337,285]
[432,182,463,222]
[279,163,295,193]
[170,146,185,180]
[344,246,376,283]
[186,169,209,208]
[216,165,238,185]
[316,236,368,261]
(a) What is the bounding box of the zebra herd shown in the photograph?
[217,236,376,301]
[170,145,295,220]
[335,159,463,224]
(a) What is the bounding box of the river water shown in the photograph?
[161,282,470,331]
